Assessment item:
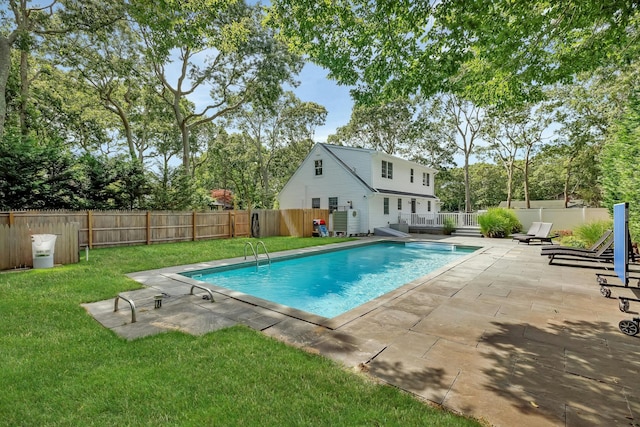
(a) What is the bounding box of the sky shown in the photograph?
[289,63,355,142]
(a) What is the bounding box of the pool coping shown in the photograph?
[126,237,486,330]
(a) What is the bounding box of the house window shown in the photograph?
[382,160,393,179]
[383,197,389,215]
[314,160,323,176]
[423,172,430,186]
[410,168,414,183]
[328,197,338,213]
[397,198,402,210]
[312,198,320,208]
[427,200,432,212]
[411,198,416,214]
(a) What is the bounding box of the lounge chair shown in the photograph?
[543,232,614,265]
[513,222,557,245]
[541,229,613,255]
[511,222,542,240]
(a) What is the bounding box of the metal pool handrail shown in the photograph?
[244,241,271,268]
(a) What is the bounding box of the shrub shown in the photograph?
[574,220,613,247]
[442,218,456,235]
[557,235,588,249]
[478,208,522,238]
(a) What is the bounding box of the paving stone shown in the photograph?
[411,305,497,346]
[367,345,458,405]
[363,306,423,329]
[442,369,566,427]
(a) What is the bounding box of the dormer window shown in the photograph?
[382,160,393,179]
[314,160,323,176]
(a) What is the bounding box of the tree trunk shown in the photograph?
[0,37,11,138]
[506,167,513,209]
[181,123,190,173]
[20,49,29,136]
[524,149,531,209]
[464,153,472,213]
[563,167,572,209]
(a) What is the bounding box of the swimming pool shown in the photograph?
[181,241,479,319]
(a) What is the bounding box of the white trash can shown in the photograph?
[31,234,57,269]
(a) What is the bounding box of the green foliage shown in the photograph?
[478,208,522,238]
[268,0,639,106]
[600,93,640,239]
[442,218,456,235]
[574,220,613,247]
[0,132,82,210]
[557,235,588,249]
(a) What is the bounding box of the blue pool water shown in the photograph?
[183,242,477,318]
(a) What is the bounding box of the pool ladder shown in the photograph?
[244,241,271,268]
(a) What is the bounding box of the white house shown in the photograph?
[278,143,440,235]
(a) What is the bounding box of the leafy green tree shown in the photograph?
[0,131,81,209]
[543,66,639,207]
[130,0,303,174]
[419,94,485,212]
[50,19,163,162]
[482,105,551,208]
[205,131,261,209]
[469,163,508,210]
[435,168,465,212]
[229,91,326,208]
[268,1,639,106]
[328,98,417,156]
[600,93,640,238]
[0,0,124,138]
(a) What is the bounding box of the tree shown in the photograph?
[268,1,640,106]
[229,91,326,208]
[130,0,303,174]
[328,98,417,156]
[51,19,162,162]
[0,0,124,138]
[544,66,639,207]
[0,131,81,209]
[482,105,551,208]
[419,94,485,212]
[600,93,640,238]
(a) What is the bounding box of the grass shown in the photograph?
[0,236,481,426]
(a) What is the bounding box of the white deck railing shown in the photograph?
[398,212,479,228]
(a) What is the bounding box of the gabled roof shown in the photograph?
[319,143,376,193]
[320,143,437,199]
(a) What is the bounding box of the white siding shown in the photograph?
[278,146,370,234]
[370,152,437,196]
[278,143,440,234]
[323,145,373,184]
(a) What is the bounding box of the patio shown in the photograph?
[84,235,640,427]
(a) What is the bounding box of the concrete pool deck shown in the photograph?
[83,235,640,427]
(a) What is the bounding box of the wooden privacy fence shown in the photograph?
[0,223,79,270]
[283,208,329,237]
[0,209,329,263]
[0,210,251,249]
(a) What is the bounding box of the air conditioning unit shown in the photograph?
[346,209,360,236]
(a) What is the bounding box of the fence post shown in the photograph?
[146,211,151,245]
[9,211,14,226]
[87,210,93,249]
[192,211,197,241]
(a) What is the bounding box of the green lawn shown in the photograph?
[0,237,481,426]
